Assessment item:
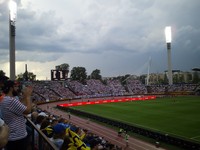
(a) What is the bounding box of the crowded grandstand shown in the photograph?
[30,78,199,104]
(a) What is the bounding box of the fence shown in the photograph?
[26,117,58,150]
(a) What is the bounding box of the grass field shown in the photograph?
[71,96,200,143]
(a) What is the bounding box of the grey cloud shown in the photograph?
[16,51,62,62]
[0,0,200,78]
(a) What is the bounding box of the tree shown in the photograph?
[16,73,24,81]
[90,69,102,80]
[56,63,69,70]
[70,67,87,83]
[55,63,70,80]
[16,72,36,81]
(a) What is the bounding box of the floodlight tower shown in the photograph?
[9,0,17,80]
[165,26,173,85]
[146,56,151,85]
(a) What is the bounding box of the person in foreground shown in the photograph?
[0,118,9,149]
[0,80,33,150]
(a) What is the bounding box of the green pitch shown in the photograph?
[72,96,200,143]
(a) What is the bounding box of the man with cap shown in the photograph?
[51,123,68,149]
[0,80,33,150]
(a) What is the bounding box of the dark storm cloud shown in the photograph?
[0,0,200,79]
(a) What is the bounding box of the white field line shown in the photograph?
[190,135,200,140]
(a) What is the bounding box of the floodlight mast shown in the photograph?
[146,56,151,86]
[9,0,17,80]
[165,26,173,85]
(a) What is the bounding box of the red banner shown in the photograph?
[58,96,156,107]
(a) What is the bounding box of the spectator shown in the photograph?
[34,113,46,149]
[0,80,33,150]
[0,75,9,118]
[0,118,9,149]
[67,126,90,150]
[51,119,59,126]
[0,75,9,92]
[30,111,39,124]
[42,122,54,139]
[40,118,51,131]
[60,135,71,150]
[51,123,67,149]
[36,115,45,128]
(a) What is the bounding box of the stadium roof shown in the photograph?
[164,70,181,73]
[192,68,200,71]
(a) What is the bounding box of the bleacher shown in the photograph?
[31,79,199,103]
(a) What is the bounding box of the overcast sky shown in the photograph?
[0,0,200,80]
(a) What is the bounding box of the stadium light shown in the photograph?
[165,26,173,85]
[9,0,17,80]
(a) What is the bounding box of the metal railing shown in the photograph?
[26,117,58,150]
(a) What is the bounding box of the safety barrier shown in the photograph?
[26,117,59,150]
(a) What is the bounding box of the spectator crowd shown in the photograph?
[30,109,122,150]
[29,79,198,103]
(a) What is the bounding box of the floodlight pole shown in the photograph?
[147,56,151,85]
[9,0,17,80]
[167,43,173,85]
[165,26,173,85]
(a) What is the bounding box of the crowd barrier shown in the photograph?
[26,117,59,150]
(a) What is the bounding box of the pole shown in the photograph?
[9,17,16,80]
[167,43,173,85]
[147,56,151,85]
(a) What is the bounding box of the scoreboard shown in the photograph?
[51,70,69,81]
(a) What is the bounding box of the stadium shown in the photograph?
[1,1,200,150]
[36,76,200,150]
[1,68,199,149]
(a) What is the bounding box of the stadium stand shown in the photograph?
[31,79,199,102]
